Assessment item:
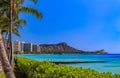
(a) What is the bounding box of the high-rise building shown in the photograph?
[14,40,41,53]
[24,43,33,52]
[37,45,41,52]
[13,40,25,52]
[32,44,41,52]
[32,44,37,52]
[13,40,21,52]
[20,42,25,53]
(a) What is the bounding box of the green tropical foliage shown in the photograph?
[0,0,42,37]
[14,57,120,78]
[0,0,42,77]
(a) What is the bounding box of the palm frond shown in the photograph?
[14,19,27,27]
[29,0,38,4]
[0,0,42,37]
[19,6,43,19]
[12,28,21,37]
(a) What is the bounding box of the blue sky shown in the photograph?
[13,0,120,54]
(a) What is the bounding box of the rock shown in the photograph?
[95,49,108,54]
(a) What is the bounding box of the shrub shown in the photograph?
[14,56,120,78]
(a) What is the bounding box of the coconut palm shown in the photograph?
[0,0,42,78]
[9,0,42,65]
[0,2,15,76]
[1,0,42,62]
[0,15,16,78]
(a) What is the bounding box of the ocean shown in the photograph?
[18,54,120,74]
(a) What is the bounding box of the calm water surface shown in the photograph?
[18,54,120,74]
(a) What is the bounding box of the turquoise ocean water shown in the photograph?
[18,54,120,74]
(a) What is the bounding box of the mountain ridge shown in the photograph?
[39,42,108,54]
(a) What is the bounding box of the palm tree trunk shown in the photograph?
[9,0,13,65]
[0,29,16,78]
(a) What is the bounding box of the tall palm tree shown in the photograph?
[9,0,42,65]
[0,15,16,78]
[0,1,16,77]
[0,0,42,64]
[0,0,42,78]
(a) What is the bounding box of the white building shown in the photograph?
[14,40,41,53]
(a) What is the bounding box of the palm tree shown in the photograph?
[0,0,42,78]
[0,14,16,78]
[9,0,42,65]
[0,0,42,64]
[0,1,16,77]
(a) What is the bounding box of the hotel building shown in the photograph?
[13,40,41,53]
[24,43,33,52]
[13,40,25,53]
[13,40,21,52]
[32,44,41,52]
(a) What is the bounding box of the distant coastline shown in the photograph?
[14,40,108,54]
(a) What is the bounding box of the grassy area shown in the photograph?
[0,72,5,78]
